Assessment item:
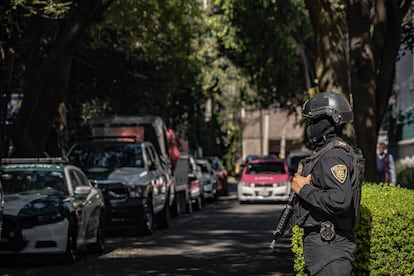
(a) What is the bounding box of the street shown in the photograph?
[0,181,295,276]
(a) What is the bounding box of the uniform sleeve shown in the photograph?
[298,148,353,215]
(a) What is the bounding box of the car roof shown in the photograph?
[247,158,286,165]
[68,140,153,152]
[196,158,209,163]
[0,158,68,171]
[287,150,312,157]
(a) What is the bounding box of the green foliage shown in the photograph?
[209,0,310,109]
[11,0,72,18]
[292,183,414,275]
[396,161,414,190]
[77,0,204,124]
[1,0,313,160]
[291,225,306,275]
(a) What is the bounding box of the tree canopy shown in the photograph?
[1,0,413,176]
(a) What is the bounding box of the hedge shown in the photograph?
[292,183,414,275]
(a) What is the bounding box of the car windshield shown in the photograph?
[196,162,210,173]
[68,143,145,172]
[246,162,286,175]
[0,170,67,196]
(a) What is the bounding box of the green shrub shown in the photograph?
[292,183,414,275]
[396,161,414,190]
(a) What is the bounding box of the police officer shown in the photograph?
[292,92,358,276]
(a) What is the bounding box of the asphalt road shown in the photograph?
[0,181,295,276]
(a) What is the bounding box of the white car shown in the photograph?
[238,158,291,203]
[67,140,171,234]
[0,158,105,263]
[196,158,217,200]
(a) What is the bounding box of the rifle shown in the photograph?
[269,192,296,250]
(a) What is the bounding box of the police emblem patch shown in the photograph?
[330,164,347,183]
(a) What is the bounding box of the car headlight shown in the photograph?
[272,181,290,187]
[239,181,253,187]
[129,185,146,198]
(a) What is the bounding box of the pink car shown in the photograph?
[237,158,291,203]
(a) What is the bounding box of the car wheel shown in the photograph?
[193,196,203,211]
[170,191,181,218]
[156,200,171,229]
[88,212,105,253]
[60,216,78,264]
[137,199,155,235]
[185,190,193,214]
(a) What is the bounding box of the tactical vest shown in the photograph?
[294,138,365,231]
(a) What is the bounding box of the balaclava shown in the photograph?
[306,117,337,147]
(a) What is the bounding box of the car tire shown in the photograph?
[60,216,78,264]
[156,199,171,229]
[193,196,203,211]
[88,212,105,253]
[185,190,193,214]
[137,199,155,235]
[170,191,181,218]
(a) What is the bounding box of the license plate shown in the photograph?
[258,189,269,196]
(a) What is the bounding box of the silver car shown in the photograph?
[196,158,217,201]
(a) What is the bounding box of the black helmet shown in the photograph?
[302,92,353,125]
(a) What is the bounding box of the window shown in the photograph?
[246,162,286,175]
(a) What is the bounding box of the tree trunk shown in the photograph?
[347,0,378,181]
[304,0,349,95]
[347,0,407,181]
[11,0,114,157]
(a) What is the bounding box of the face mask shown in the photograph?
[306,118,335,144]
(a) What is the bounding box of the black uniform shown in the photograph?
[297,136,356,276]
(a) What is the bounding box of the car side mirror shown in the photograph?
[74,186,91,197]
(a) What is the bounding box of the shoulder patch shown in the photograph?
[330,164,347,183]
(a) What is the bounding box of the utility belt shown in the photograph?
[303,221,353,241]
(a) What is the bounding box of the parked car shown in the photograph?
[0,158,105,264]
[86,115,183,217]
[237,158,291,203]
[67,138,171,235]
[196,158,217,201]
[171,151,197,214]
[286,150,312,175]
[206,156,228,196]
[188,155,203,211]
